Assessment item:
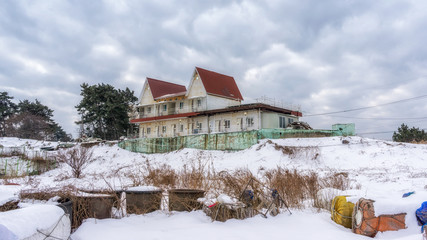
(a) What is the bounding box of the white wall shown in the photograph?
[194,110,259,133]
[206,95,241,110]
[186,73,207,99]
[137,109,262,138]
[139,85,156,106]
[261,112,299,128]
[138,118,192,138]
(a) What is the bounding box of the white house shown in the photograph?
[130,67,302,138]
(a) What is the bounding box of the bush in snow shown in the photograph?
[56,146,94,178]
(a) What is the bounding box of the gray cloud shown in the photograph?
[1,0,426,139]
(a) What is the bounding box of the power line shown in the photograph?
[358,128,427,135]
[358,131,395,135]
[317,115,427,120]
[304,94,427,117]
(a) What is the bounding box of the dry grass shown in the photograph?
[0,200,19,212]
[14,144,355,224]
[17,164,352,226]
[143,162,177,188]
[120,158,351,213]
[263,168,350,209]
[215,169,262,201]
[264,168,310,208]
[19,185,77,201]
[179,164,206,189]
[204,202,256,222]
[125,155,216,190]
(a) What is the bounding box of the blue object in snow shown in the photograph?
[272,189,279,199]
[242,190,254,205]
[416,201,427,228]
[402,191,415,198]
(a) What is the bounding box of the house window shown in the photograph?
[163,104,167,112]
[246,117,254,127]
[147,127,151,134]
[179,102,184,109]
[162,126,167,133]
[197,122,202,129]
[288,118,294,124]
[224,120,231,129]
[147,107,151,113]
[279,116,287,128]
[180,124,184,132]
[197,99,202,107]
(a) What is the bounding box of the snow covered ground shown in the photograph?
[1,136,426,239]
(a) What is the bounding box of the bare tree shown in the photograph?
[56,146,94,178]
[5,112,52,140]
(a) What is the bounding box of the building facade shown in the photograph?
[130,67,302,138]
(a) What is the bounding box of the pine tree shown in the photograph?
[5,112,51,140]
[75,83,137,140]
[4,98,71,141]
[0,92,17,136]
[18,99,54,120]
[392,124,427,143]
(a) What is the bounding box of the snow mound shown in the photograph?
[127,186,162,192]
[0,204,70,239]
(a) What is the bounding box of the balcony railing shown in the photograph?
[131,104,208,120]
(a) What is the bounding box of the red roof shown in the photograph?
[195,67,243,101]
[130,112,199,123]
[147,78,186,100]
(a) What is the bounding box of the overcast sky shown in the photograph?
[1,0,427,139]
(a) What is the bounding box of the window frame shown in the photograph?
[279,116,287,128]
[246,117,254,127]
[224,120,231,129]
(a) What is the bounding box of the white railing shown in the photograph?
[255,95,301,111]
[131,104,208,120]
